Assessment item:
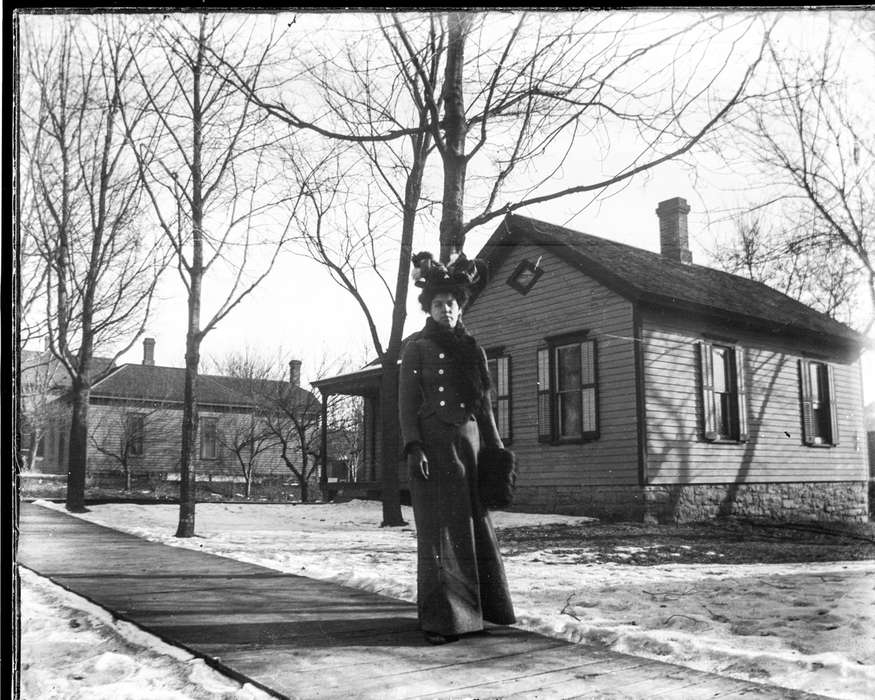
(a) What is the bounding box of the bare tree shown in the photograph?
[18,350,67,471]
[210,350,280,499]
[16,173,50,350]
[221,10,770,525]
[218,417,275,499]
[119,14,300,536]
[713,16,874,332]
[712,214,860,324]
[260,380,323,504]
[88,404,163,492]
[331,395,365,482]
[18,15,166,511]
[228,12,771,254]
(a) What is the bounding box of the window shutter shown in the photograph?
[505,355,513,441]
[799,359,815,445]
[497,356,512,441]
[699,342,717,441]
[581,340,599,437]
[827,363,839,445]
[537,348,552,442]
[735,345,749,442]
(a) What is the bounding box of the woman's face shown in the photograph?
[430,292,460,329]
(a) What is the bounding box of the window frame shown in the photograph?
[798,358,839,447]
[506,258,544,295]
[124,412,146,458]
[486,349,512,444]
[698,340,748,443]
[200,416,219,461]
[537,331,600,444]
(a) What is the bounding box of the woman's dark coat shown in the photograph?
[399,328,516,636]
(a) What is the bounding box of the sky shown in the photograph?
[114,154,875,403]
[17,9,875,401]
[21,499,875,699]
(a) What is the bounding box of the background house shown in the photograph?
[35,339,323,500]
[320,199,870,522]
[19,346,115,473]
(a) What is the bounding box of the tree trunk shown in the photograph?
[379,355,405,526]
[300,473,309,504]
[27,431,43,471]
[176,317,201,536]
[439,12,470,263]
[176,16,205,538]
[378,120,431,527]
[65,377,89,512]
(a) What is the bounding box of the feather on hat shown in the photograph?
[411,251,486,293]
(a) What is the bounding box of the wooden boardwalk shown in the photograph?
[17,503,825,699]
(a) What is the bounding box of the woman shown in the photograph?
[398,251,516,645]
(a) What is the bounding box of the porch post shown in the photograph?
[320,390,330,501]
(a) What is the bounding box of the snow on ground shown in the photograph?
[18,566,273,700]
[22,499,875,700]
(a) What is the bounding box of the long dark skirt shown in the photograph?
[410,414,516,636]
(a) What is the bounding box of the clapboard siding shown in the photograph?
[88,405,183,474]
[87,404,298,477]
[464,245,639,487]
[641,312,868,484]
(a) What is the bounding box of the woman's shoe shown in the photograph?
[423,631,460,645]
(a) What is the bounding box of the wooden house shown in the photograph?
[19,348,115,473]
[318,198,870,522]
[36,339,321,497]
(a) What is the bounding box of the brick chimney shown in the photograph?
[656,197,692,264]
[289,359,301,387]
[142,337,155,366]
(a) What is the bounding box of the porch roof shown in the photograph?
[311,365,382,397]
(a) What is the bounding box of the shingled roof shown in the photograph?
[90,364,316,409]
[477,213,863,346]
[20,350,116,391]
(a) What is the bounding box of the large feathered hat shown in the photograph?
[410,251,486,296]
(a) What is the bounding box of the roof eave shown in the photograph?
[470,214,642,309]
[638,296,866,351]
[311,366,383,396]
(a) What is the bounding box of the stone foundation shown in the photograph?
[513,481,870,523]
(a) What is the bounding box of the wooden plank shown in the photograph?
[310,644,635,700]
[18,502,826,700]
[222,628,568,699]
[429,652,651,700]
[568,666,816,699]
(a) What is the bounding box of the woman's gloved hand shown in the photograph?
[406,444,429,480]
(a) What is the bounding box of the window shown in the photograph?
[537,333,599,443]
[487,353,512,442]
[799,359,838,446]
[200,417,219,460]
[699,341,748,442]
[506,258,544,295]
[124,413,145,457]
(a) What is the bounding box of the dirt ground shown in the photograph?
[496,518,875,565]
